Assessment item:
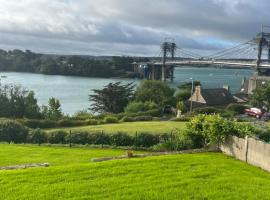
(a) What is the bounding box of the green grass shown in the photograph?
[0,144,134,167]
[47,121,186,135]
[1,144,270,199]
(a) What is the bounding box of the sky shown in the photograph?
[0,0,269,56]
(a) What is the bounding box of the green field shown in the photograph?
[1,144,270,199]
[47,121,186,134]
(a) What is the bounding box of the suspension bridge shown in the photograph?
[133,29,270,81]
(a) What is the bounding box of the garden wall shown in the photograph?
[221,136,270,172]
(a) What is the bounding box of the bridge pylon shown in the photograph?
[161,40,176,81]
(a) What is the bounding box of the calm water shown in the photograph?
[0,67,254,115]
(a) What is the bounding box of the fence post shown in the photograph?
[69,130,72,148]
[245,135,249,163]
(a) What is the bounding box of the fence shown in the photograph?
[220,136,270,172]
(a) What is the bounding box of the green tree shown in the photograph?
[0,84,41,118]
[250,82,270,110]
[89,82,135,113]
[135,80,175,106]
[43,98,63,120]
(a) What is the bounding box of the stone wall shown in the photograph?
[221,136,270,172]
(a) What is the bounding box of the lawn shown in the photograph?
[0,144,131,167]
[1,144,270,199]
[47,121,186,135]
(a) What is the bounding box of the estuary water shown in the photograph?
[0,67,254,115]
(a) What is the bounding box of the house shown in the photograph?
[189,85,234,106]
[240,75,270,95]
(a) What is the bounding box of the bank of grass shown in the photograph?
[1,144,270,199]
[46,121,186,135]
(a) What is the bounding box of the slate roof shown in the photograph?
[201,88,234,106]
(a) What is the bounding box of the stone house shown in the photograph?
[189,85,235,107]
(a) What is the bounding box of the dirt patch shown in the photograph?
[0,163,49,171]
[91,148,217,162]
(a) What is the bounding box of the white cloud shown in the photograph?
[0,0,268,55]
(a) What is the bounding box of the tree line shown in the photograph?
[0,49,148,78]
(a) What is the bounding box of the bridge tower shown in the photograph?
[256,26,270,73]
[161,40,176,81]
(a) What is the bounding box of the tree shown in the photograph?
[0,83,41,118]
[250,82,270,110]
[43,98,63,120]
[135,80,175,106]
[89,82,135,113]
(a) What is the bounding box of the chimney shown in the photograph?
[195,85,202,93]
[223,85,230,92]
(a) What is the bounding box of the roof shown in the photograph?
[233,93,249,103]
[201,88,234,106]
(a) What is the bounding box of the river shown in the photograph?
[0,67,254,115]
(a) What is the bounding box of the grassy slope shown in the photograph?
[1,145,270,199]
[47,121,186,135]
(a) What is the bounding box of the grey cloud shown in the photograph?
[0,0,269,56]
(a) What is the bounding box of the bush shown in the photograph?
[104,116,119,124]
[226,104,247,114]
[86,119,99,125]
[134,116,153,121]
[58,119,87,127]
[125,101,158,113]
[136,133,159,147]
[72,110,93,120]
[66,131,90,145]
[194,107,222,114]
[47,131,67,144]
[121,116,136,122]
[0,119,28,143]
[258,131,270,143]
[88,132,111,145]
[170,117,190,122]
[28,128,47,144]
[185,114,232,148]
[110,132,134,146]
[21,119,58,129]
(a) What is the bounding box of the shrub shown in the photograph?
[66,131,90,145]
[73,110,93,120]
[121,116,136,122]
[110,132,134,146]
[226,103,247,114]
[47,130,67,144]
[134,116,153,121]
[185,114,232,148]
[21,119,58,129]
[104,116,119,124]
[125,101,158,113]
[57,119,87,127]
[258,131,270,143]
[88,132,111,145]
[135,133,159,147]
[194,107,222,114]
[170,117,190,122]
[28,128,47,144]
[86,119,99,125]
[0,119,28,143]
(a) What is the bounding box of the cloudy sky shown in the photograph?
[0,0,269,56]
